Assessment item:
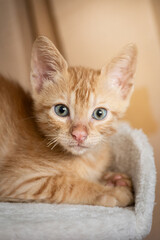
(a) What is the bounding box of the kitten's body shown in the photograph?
[0,37,137,206]
[0,75,112,204]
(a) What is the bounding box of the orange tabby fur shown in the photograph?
[0,36,137,207]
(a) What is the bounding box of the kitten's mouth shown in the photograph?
[68,144,89,154]
[69,144,89,149]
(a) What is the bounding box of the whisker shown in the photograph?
[47,138,58,147]
[45,133,59,150]
[51,141,59,150]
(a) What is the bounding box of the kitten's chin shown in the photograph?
[66,145,89,155]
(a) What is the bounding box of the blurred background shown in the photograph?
[0,0,159,239]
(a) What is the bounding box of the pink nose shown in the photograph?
[71,125,88,143]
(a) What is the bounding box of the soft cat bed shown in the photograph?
[0,123,156,240]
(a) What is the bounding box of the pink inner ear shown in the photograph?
[109,63,134,99]
[31,36,69,93]
[32,57,56,93]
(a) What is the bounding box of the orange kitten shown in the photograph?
[0,36,137,207]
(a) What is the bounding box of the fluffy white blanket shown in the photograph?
[0,123,156,240]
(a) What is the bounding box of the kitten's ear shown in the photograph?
[31,36,68,93]
[101,44,137,100]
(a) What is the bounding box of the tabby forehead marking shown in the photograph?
[67,67,99,121]
[69,91,96,121]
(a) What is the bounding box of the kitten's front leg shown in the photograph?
[1,174,133,207]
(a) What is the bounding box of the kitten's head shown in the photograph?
[30,36,137,155]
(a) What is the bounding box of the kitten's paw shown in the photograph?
[101,172,134,207]
[95,185,134,208]
[102,172,132,188]
[113,185,134,207]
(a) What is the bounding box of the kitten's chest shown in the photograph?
[75,145,111,182]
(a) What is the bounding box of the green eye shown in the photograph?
[54,104,69,117]
[92,108,107,120]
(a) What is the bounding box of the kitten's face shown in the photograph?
[31,37,137,155]
[32,67,118,155]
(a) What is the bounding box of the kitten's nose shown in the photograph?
[71,125,88,143]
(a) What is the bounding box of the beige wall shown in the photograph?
[0,0,32,91]
[0,0,159,239]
